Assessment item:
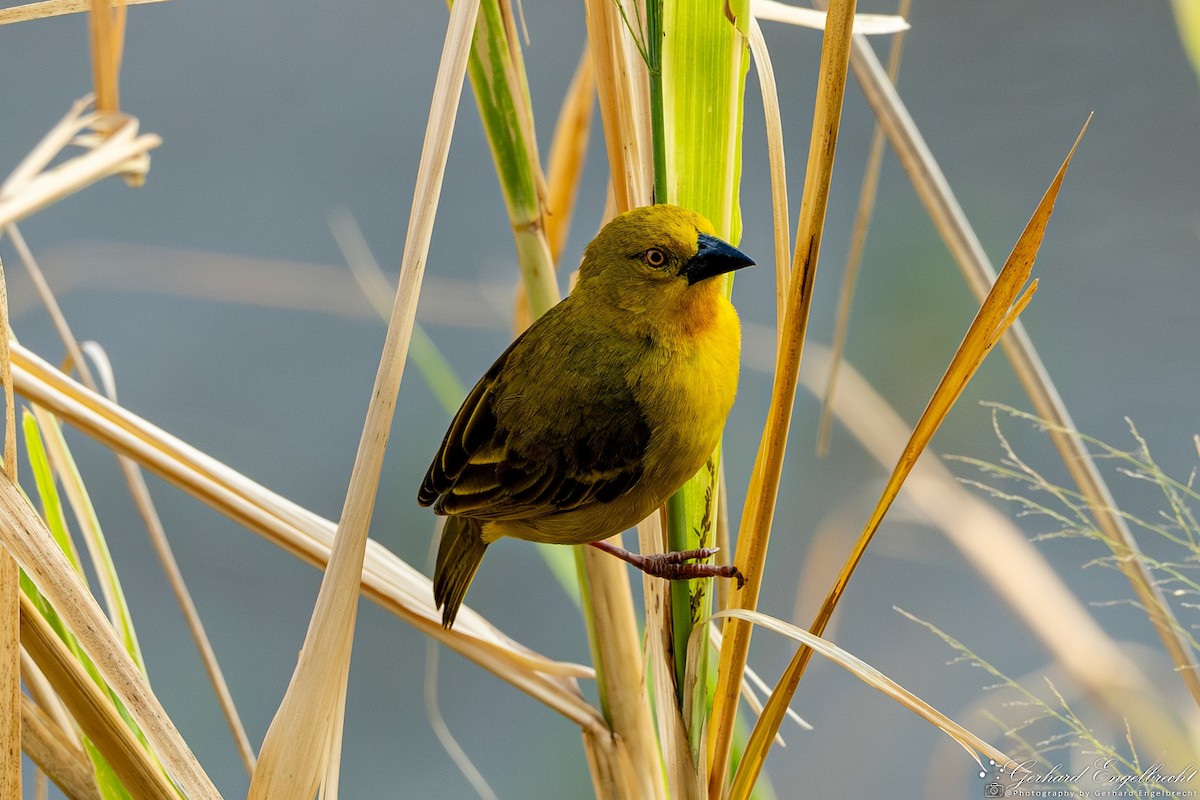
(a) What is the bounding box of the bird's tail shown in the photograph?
[433,516,488,629]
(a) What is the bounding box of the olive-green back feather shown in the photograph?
[418,302,651,522]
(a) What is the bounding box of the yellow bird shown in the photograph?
[419,204,752,628]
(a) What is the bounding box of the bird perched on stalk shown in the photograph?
[419,204,753,628]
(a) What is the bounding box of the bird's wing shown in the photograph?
[418,323,650,521]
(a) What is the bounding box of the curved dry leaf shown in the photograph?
[705,609,1010,766]
[752,0,909,35]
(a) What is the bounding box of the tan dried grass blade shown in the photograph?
[248,1,482,796]
[578,543,667,800]
[0,0,166,25]
[752,0,908,34]
[21,694,100,800]
[0,262,14,481]
[581,727,642,800]
[20,649,74,739]
[88,0,125,115]
[729,121,1088,799]
[704,609,1011,766]
[746,17,791,343]
[0,252,19,797]
[707,1,859,792]
[584,0,652,209]
[0,107,159,228]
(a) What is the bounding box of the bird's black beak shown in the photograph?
[681,233,755,285]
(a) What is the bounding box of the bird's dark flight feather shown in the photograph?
[418,318,651,522]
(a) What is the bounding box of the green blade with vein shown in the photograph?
[660,0,750,738]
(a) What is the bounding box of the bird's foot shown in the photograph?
[588,540,746,588]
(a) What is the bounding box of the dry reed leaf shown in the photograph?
[0,252,19,798]
[729,122,1088,798]
[8,227,88,393]
[1,97,97,196]
[0,104,159,229]
[0,0,165,25]
[817,0,911,455]
[707,1,859,792]
[20,650,74,739]
[249,1,483,797]
[18,592,194,800]
[21,695,100,800]
[581,728,643,800]
[752,0,908,34]
[706,623,809,743]
[88,0,125,115]
[0,261,14,483]
[705,609,1011,764]
[745,16,790,343]
[796,342,1193,761]
[584,0,653,210]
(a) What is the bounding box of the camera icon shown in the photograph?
[983,782,1005,798]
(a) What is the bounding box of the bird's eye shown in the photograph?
[643,248,667,268]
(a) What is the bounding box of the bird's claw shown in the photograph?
[643,547,745,587]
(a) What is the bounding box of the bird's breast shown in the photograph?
[628,296,741,488]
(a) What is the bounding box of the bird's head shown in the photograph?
[576,205,754,314]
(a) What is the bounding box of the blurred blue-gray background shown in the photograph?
[2,1,1198,797]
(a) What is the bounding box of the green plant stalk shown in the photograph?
[647,0,667,203]
[34,410,146,673]
[24,414,80,571]
[459,0,560,317]
[660,0,749,739]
